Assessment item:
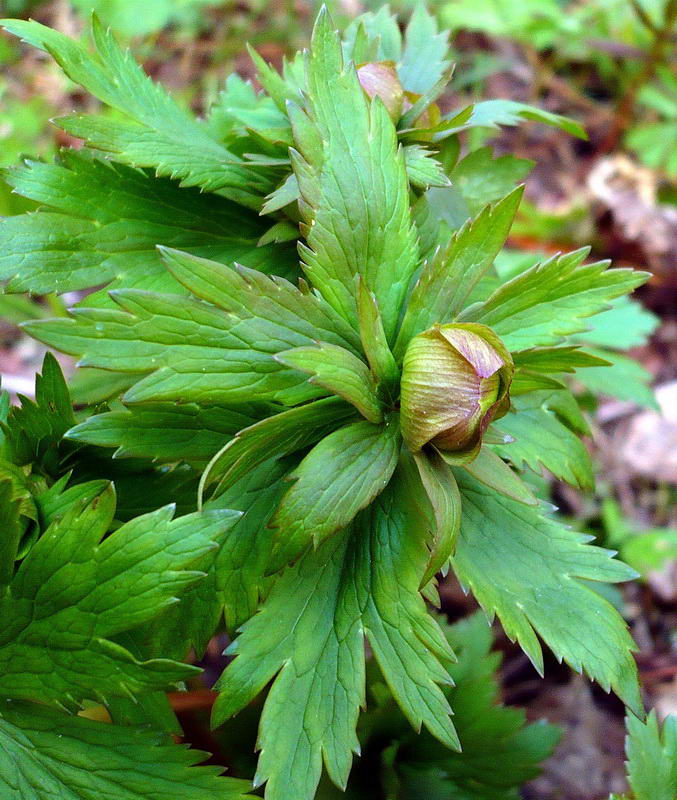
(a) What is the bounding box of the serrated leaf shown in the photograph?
[343,5,403,63]
[0,484,240,706]
[276,343,383,423]
[261,172,299,214]
[268,416,401,569]
[35,476,111,529]
[66,403,271,464]
[398,6,451,95]
[403,145,452,190]
[212,471,457,800]
[452,471,642,715]
[494,388,594,489]
[0,699,253,800]
[159,246,362,356]
[2,352,75,475]
[0,18,272,206]
[394,188,522,357]
[460,248,650,350]
[200,396,357,502]
[513,345,612,373]
[466,98,587,139]
[0,154,295,301]
[205,71,292,146]
[387,612,560,798]
[623,710,677,800]
[23,290,330,407]
[291,9,419,341]
[151,458,289,656]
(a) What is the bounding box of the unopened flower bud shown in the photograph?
[357,61,404,121]
[400,323,513,459]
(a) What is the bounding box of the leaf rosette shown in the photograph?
[0,6,654,800]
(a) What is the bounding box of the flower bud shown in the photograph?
[400,323,513,459]
[356,61,404,121]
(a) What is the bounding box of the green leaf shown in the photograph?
[460,248,650,350]
[343,5,403,62]
[398,5,451,94]
[623,711,677,800]
[206,71,292,146]
[212,471,457,800]
[394,188,523,357]
[449,145,534,218]
[413,450,461,586]
[356,279,400,389]
[403,145,451,190]
[0,484,240,705]
[0,478,23,587]
[261,172,299,214]
[2,352,75,475]
[621,530,677,577]
[0,17,271,206]
[0,699,253,800]
[466,98,587,139]
[66,402,271,464]
[35,475,111,529]
[494,388,594,489]
[268,416,401,569]
[0,153,294,301]
[513,345,612,373]
[462,446,538,506]
[388,612,560,798]
[574,295,660,350]
[200,396,357,502]
[159,247,362,356]
[451,470,642,715]
[276,343,383,423]
[24,289,331,406]
[152,458,289,655]
[573,348,657,409]
[291,9,419,341]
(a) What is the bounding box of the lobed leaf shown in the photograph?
[213,471,457,800]
[268,417,401,569]
[0,699,253,800]
[460,248,650,350]
[394,188,522,357]
[452,471,642,715]
[0,17,272,206]
[0,154,294,302]
[494,388,594,489]
[276,343,383,423]
[291,9,419,342]
[0,484,240,706]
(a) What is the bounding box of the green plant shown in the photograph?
[612,710,677,800]
[0,6,669,799]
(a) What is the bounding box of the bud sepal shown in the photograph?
[400,323,514,461]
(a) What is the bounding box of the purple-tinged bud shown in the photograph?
[400,323,513,461]
[356,61,404,121]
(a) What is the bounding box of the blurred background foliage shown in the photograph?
[0,1,675,797]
